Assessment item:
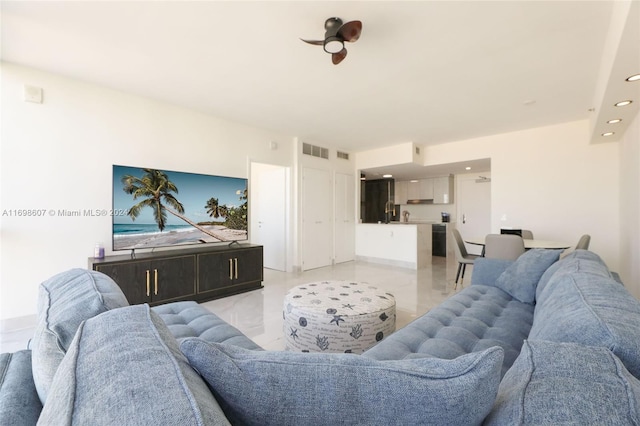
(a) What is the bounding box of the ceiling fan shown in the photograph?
[301,17,363,65]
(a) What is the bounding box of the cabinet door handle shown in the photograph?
[229,259,233,279]
[234,258,238,279]
[154,269,158,295]
[146,270,150,297]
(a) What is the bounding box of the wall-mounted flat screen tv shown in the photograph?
[112,165,248,251]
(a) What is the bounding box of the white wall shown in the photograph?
[619,111,640,298]
[422,120,621,272]
[0,63,295,321]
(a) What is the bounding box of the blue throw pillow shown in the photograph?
[38,305,230,425]
[470,258,514,286]
[485,340,640,425]
[493,249,561,304]
[180,338,504,426]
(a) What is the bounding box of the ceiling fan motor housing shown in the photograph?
[301,17,362,64]
[323,18,344,53]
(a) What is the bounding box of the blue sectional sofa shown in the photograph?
[2,249,640,425]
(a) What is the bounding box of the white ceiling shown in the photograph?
[2,0,625,157]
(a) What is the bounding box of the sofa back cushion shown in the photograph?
[0,350,42,425]
[535,249,610,300]
[492,249,561,304]
[485,340,640,425]
[181,338,504,426]
[530,265,640,379]
[38,304,230,425]
[31,268,129,404]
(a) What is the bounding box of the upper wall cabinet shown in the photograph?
[433,176,454,204]
[395,175,454,205]
[405,179,434,201]
[394,180,407,205]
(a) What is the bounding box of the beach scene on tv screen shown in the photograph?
[113,165,248,250]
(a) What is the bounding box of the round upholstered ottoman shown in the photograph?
[283,280,396,353]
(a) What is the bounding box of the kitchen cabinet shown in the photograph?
[355,223,432,269]
[420,179,434,199]
[433,175,454,204]
[394,180,407,205]
[362,179,395,223]
[406,180,421,200]
[396,176,453,204]
[406,179,434,201]
[90,244,263,305]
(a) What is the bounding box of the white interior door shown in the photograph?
[250,163,287,271]
[302,167,332,270]
[334,173,355,263]
[457,176,491,255]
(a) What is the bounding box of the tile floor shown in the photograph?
[0,255,468,353]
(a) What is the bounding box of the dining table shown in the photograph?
[465,236,573,250]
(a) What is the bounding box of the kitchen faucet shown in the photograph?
[383,180,395,223]
[384,200,395,223]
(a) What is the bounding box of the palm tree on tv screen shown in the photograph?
[121,168,230,241]
[205,197,228,220]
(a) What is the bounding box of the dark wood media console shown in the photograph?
[89,244,263,306]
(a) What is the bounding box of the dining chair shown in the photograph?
[521,229,534,239]
[452,229,480,288]
[576,234,591,250]
[484,234,525,260]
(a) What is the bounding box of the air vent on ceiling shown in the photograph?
[337,151,350,160]
[302,142,329,159]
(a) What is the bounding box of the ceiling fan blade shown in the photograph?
[338,20,362,42]
[300,38,324,46]
[332,48,347,65]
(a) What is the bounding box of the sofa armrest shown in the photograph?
[470,258,514,286]
[0,350,43,425]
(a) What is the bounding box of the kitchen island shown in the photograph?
[355,222,445,269]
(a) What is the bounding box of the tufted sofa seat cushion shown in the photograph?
[363,285,534,377]
[152,301,263,350]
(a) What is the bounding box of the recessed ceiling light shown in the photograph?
[602,132,615,137]
[465,167,471,170]
[410,180,419,183]
[382,174,393,178]
[626,74,640,82]
[607,119,622,124]
[615,100,633,107]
